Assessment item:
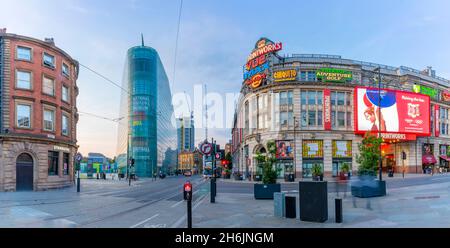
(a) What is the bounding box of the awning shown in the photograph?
[439,155,450,162]
[422,154,437,165]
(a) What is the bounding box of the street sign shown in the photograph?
[75,153,82,162]
[199,142,213,156]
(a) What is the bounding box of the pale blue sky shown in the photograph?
[1,0,449,157]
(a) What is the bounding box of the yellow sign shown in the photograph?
[273,69,297,82]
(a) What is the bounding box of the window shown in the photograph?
[331,111,336,127]
[301,91,307,105]
[16,104,31,128]
[337,92,345,106]
[62,85,69,102]
[317,92,323,105]
[17,46,31,61]
[48,151,59,176]
[287,91,293,105]
[280,112,288,126]
[308,111,316,126]
[43,109,55,131]
[338,112,345,127]
[301,111,307,127]
[63,153,70,175]
[288,111,294,127]
[300,71,307,81]
[318,111,323,126]
[308,91,316,105]
[62,114,69,136]
[307,71,316,82]
[62,63,70,77]
[331,92,336,106]
[16,70,32,89]
[43,76,55,96]
[280,91,288,105]
[347,112,352,127]
[43,53,55,68]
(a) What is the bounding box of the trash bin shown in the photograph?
[285,196,296,219]
[274,192,286,217]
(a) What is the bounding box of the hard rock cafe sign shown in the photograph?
[243,38,282,89]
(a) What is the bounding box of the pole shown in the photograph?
[210,138,216,203]
[187,197,192,228]
[378,67,383,181]
[293,116,296,180]
[77,162,80,193]
[415,141,418,174]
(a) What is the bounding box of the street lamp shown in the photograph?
[374,67,383,181]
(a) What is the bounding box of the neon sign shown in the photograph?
[273,69,297,82]
[316,68,353,83]
[243,38,282,89]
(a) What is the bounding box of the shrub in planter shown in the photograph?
[254,141,281,199]
[312,164,323,181]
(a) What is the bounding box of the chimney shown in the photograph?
[44,38,55,46]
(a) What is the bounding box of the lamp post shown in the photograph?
[293,116,297,181]
[375,67,383,181]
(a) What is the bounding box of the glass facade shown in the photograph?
[116,45,176,177]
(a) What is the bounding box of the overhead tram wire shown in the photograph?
[171,0,184,97]
[78,63,129,95]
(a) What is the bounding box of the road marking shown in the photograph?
[170,193,208,228]
[431,177,450,181]
[171,200,184,208]
[130,214,160,228]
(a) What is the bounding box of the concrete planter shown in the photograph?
[254,183,281,200]
[351,179,386,198]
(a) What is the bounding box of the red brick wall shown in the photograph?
[7,38,77,143]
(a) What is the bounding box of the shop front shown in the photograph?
[422,143,437,174]
[302,140,324,178]
[332,140,353,177]
[439,145,449,172]
[275,140,295,180]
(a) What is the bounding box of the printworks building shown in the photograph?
[0,30,79,191]
[231,38,450,180]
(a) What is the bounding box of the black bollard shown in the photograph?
[335,198,343,223]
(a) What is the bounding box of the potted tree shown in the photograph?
[351,132,386,198]
[312,164,323,181]
[254,140,281,199]
[340,163,351,180]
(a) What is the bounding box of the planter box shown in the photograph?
[299,181,328,222]
[254,184,281,200]
[351,180,386,198]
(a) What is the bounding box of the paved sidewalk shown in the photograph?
[191,180,450,228]
[220,173,430,184]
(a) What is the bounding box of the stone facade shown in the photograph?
[0,32,78,191]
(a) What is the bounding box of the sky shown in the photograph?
[1,0,450,158]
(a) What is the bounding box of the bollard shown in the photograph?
[77,177,80,192]
[335,198,343,223]
[285,196,296,219]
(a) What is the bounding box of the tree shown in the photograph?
[356,132,383,177]
[225,152,233,170]
[257,140,281,184]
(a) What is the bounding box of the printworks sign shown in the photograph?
[442,91,450,102]
[243,38,282,89]
[316,68,353,83]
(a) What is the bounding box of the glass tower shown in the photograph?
[117,44,176,177]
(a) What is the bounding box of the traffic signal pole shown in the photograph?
[210,138,217,203]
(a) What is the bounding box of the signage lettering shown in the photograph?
[442,91,450,102]
[435,105,440,137]
[273,69,297,82]
[412,84,438,98]
[323,89,331,130]
[316,68,353,83]
[243,38,282,89]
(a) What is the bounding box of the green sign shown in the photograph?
[316,68,353,83]
[412,85,438,98]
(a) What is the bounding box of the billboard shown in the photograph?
[354,87,430,136]
[276,140,294,159]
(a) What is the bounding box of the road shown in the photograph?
[1,173,450,227]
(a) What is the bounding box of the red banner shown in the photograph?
[435,105,440,137]
[323,89,331,130]
[354,87,431,136]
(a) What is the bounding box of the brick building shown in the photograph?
[0,30,79,191]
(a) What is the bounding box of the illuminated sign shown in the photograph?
[273,69,297,82]
[332,141,352,158]
[323,89,331,130]
[412,85,438,98]
[354,87,431,136]
[380,133,416,141]
[243,38,282,89]
[442,91,450,102]
[276,140,294,159]
[435,105,440,137]
[316,68,352,83]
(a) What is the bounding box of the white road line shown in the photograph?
[130,214,160,228]
[431,177,450,181]
[170,193,208,228]
[170,200,184,208]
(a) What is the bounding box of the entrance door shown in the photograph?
[16,153,34,191]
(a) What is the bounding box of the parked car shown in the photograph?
[184,171,192,177]
[159,172,166,179]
